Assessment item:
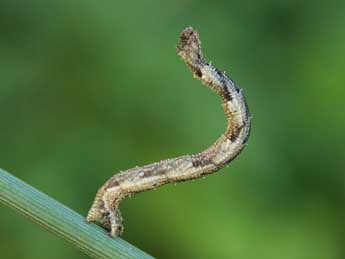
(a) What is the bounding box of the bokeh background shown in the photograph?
[1,1,344,258]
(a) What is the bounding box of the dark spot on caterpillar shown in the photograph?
[215,68,223,77]
[241,119,251,145]
[186,64,202,78]
[105,178,120,188]
[143,167,166,177]
[98,200,105,209]
[195,68,202,78]
[229,125,244,142]
[191,155,211,168]
[222,87,233,101]
[143,170,153,177]
[233,82,241,93]
[191,67,202,78]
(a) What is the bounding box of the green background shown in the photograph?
[1,1,344,258]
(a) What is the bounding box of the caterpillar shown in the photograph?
[86,27,251,237]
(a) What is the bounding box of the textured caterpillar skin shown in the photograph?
[86,27,251,237]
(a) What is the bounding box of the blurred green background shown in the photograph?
[1,0,344,258]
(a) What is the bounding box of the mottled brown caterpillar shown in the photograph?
[86,27,251,237]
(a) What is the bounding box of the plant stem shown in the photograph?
[0,168,154,259]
